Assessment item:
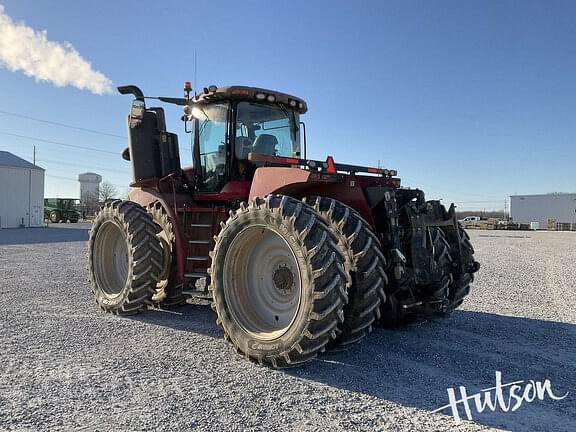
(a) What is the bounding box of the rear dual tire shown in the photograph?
[446,224,476,312]
[378,225,453,327]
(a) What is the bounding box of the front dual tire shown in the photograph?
[209,195,349,368]
[89,200,162,315]
[304,197,388,350]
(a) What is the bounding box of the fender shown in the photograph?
[249,167,376,227]
[249,167,311,201]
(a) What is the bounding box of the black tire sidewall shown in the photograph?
[148,204,176,291]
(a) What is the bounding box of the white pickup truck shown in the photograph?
[459,216,481,223]
[459,216,482,228]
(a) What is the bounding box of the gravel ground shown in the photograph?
[0,225,574,431]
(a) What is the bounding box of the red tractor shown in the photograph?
[88,83,479,368]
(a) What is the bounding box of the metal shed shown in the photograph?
[510,193,576,228]
[0,151,45,228]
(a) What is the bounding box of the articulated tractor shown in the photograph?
[88,83,480,367]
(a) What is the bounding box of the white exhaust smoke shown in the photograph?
[0,5,113,95]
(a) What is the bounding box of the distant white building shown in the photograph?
[510,193,576,228]
[0,151,45,228]
[78,172,102,202]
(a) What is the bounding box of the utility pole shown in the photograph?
[33,146,36,165]
[504,198,507,220]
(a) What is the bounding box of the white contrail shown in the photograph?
[0,5,113,95]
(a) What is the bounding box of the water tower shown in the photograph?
[78,172,102,203]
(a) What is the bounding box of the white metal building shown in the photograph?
[0,151,45,228]
[510,193,576,228]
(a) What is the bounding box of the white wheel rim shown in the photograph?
[93,220,129,296]
[223,225,302,340]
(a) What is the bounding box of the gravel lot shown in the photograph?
[0,225,574,431]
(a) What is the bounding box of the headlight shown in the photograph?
[267,94,276,102]
[255,93,266,100]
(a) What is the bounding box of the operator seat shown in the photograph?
[236,136,253,159]
[252,134,278,156]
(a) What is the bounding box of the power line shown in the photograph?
[46,174,76,181]
[45,173,126,189]
[0,108,192,153]
[0,131,120,155]
[37,158,128,175]
[0,130,192,154]
[0,109,126,139]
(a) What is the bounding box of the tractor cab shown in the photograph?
[119,84,308,200]
[185,86,308,193]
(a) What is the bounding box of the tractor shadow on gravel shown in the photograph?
[130,302,223,339]
[288,310,576,432]
[127,303,575,431]
[0,226,89,245]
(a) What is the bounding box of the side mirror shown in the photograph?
[128,99,146,129]
[130,99,146,120]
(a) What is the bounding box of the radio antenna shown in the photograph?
[194,51,198,96]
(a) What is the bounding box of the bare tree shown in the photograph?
[99,181,119,202]
[81,191,99,217]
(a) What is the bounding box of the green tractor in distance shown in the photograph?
[44,198,81,223]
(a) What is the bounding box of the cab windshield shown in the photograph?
[59,199,76,210]
[235,102,300,160]
[192,100,301,191]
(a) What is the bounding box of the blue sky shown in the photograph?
[0,0,575,210]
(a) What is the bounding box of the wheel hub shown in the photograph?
[273,266,294,293]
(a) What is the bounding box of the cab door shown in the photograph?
[192,102,231,192]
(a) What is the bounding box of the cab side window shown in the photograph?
[194,103,229,192]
